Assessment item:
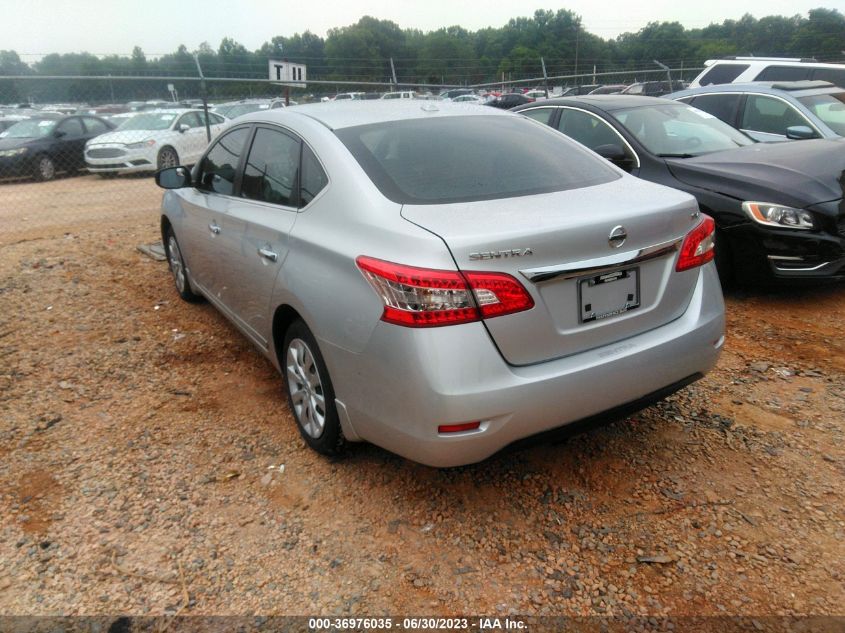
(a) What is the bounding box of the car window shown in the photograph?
[241,127,300,207]
[557,109,631,155]
[519,107,554,124]
[810,68,845,88]
[197,126,251,195]
[754,66,811,82]
[57,118,84,137]
[198,111,225,126]
[178,112,203,128]
[797,93,845,136]
[696,64,750,86]
[83,117,110,135]
[686,94,741,126]
[300,144,328,207]
[741,95,811,136]
[335,114,620,205]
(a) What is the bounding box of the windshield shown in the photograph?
[336,115,620,205]
[612,103,753,156]
[798,93,845,136]
[117,113,177,131]
[0,118,56,138]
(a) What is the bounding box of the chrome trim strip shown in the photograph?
[767,255,829,272]
[520,237,683,283]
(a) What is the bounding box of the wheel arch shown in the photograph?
[271,304,304,367]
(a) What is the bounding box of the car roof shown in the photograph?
[250,100,510,130]
[526,95,674,111]
[673,81,842,98]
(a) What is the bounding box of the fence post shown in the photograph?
[193,54,211,143]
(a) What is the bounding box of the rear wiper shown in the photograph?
[657,153,696,158]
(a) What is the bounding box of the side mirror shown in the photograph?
[786,125,816,140]
[53,130,67,138]
[155,166,192,189]
[178,123,190,133]
[593,143,629,162]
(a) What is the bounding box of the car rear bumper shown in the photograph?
[323,263,725,467]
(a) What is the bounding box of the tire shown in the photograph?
[282,320,345,457]
[157,147,179,170]
[163,227,203,303]
[33,155,56,181]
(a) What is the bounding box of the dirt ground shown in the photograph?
[0,175,843,622]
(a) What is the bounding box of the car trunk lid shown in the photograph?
[401,177,705,365]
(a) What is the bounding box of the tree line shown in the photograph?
[1,8,843,104]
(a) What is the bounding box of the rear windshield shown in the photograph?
[335,115,620,205]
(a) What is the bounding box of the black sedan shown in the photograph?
[513,96,845,284]
[486,93,535,109]
[0,114,114,181]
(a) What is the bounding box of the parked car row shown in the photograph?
[0,106,231,181]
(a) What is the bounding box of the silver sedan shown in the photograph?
[155,101,725,467]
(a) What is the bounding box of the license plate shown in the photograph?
[579,268,640,323]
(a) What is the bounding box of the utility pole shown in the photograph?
[390,57,398,91]
[654,59,673,86]
[574,23,580,81]
[541,57,550,98]
[193,54,211,143]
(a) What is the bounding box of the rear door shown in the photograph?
[53,117,87,169]
[685,94,742,128]
[176,112,207,163]
[215,125,303,346]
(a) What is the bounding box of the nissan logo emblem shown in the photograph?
[608,225,627,248]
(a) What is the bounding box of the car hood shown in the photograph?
[0,136,38,150]
[665,139,845,208]
[88,129,173,144]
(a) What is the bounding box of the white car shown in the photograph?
[381,91,416,99]
[689,57,845,88]
[85,109,226,175]
[525,90,550,100]
[333,92,366,101]
[451,94,483,104]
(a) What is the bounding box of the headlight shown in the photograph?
[742,202,814,230]
[0,147,28,157]
[126,139,156,149]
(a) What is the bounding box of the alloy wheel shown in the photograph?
[286,338,326,438]
[167,235,186,293]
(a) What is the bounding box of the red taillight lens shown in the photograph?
[356,256,534,328]
[438,421,481,434]
[676,215,716,272]
[463,271,535,318]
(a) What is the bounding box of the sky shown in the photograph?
[0,0,839,59]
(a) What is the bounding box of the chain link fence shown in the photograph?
[0,67,703,249]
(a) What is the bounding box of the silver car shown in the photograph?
[155,101,725,467]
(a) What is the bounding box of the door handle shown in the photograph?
[208,223,221,235]
[258,247,278,262]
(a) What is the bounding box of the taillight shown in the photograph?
[356,256,534,328]
[676,215,716,272]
